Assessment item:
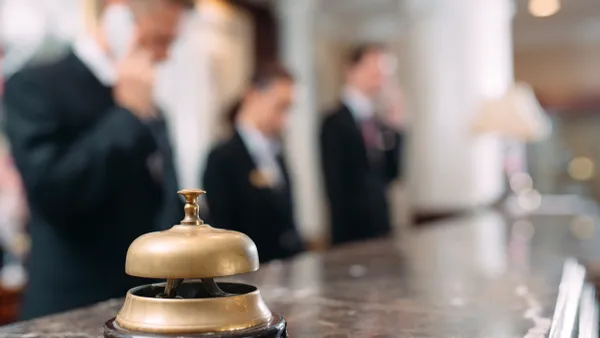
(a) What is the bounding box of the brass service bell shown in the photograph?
[103,189,287,338]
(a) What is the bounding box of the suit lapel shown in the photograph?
[339,104,370,167]
[232,131,261,183]
[275,153,292,194]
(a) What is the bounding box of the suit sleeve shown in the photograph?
[320,118,349,233]
[3,73,157,225]
[202,148,238,232]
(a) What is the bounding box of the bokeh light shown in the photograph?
[568,157,594,181]
[529,0,561,18]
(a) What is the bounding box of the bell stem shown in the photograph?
[163,278,183,298]
[201,278,232,297]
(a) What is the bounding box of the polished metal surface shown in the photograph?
[104,314,287,338]
[3,209,600,337]
[116,189,268,334]
[125,189,259,279]
[115,282,272,334]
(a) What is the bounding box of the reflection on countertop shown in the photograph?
[2,209,600,337]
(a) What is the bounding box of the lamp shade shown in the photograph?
[471,82,551,142]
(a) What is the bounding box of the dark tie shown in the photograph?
[274,154,289,193]
[360,118,383,163]
[146,116,173,186]
[360,118,380,149]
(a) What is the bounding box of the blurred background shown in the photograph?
[1,0,599,324]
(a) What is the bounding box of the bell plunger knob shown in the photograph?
[178,189,205,225]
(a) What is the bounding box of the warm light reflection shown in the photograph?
[568,157,595,181]
[510,172,534,193]
[517,189,542,211]
[570,216,595,240]
[529,0,561,18]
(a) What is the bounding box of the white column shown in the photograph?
[277,0,325,242]
[158,1,253,192]
[404,0,515,213]
[156,11,217,192]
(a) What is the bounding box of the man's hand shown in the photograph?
[113,34,157,121]
[384,86,406,130]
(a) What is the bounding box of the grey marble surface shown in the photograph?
[1,210,600,338]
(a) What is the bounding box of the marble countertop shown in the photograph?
[2,209,600,337]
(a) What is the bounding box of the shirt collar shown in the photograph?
[73,36,117,86]
[236,121,281,158]
[342,85,375,121]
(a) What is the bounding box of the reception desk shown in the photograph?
[1,209,599,337]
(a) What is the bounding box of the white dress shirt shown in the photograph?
[236,121,284,188]
[342,86,375,122]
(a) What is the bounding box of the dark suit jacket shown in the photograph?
[320,104,402,245]
[2,51,183,319]
[202,131,304,263]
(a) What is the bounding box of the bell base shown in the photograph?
[103,313,287,338]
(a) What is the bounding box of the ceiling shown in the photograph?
[317,0,400,16]
[513,0,600,48]
[237,0,600,46]
[315,0,402,42]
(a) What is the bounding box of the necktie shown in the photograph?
[146,116,172,186]
[360,118,383,162]
[361,118,381,149]
[274,154,288,192]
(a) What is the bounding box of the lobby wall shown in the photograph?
[515,42,600,106]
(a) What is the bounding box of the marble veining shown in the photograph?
[2,211,600,337]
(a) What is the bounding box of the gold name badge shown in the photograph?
[249,169,271,188]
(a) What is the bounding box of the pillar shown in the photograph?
[157,0,253,192]
[403,0,515,215]
[155,10,216,192]
[276,0,325,243]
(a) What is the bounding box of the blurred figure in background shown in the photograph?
[321,44,403,246]
[0,134,29,290]
[203,64,304,263]
[2,0,193,319]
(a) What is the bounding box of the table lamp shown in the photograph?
[471,82,551,142]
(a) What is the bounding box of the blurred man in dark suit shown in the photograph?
[320,44,403,246]
[2,0,193,319]
[203,64,304,263]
